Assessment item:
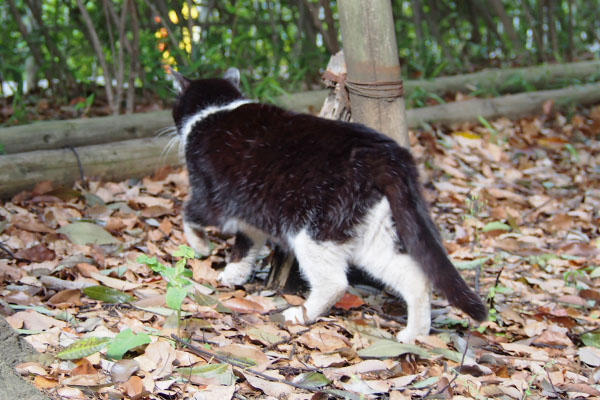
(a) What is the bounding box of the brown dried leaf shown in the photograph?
[47,289,82,307]
[282,294,305,306]
[334,292,365,310]
[33,375,58,389]
[221,297,265,314]
[298,326,350,352]
[122,375,145,398]
[242,371,292,397]
[11,215,54,233]
[72,358,98,375]
[217,343,269,366]
[141,206,173,218]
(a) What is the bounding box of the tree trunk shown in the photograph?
[411,0,426,66]
[337,0,409,147]
[302,0,340,54]
[126,0,140,114]
[465,0,482,46]
[6,0,56,95]
[469,0,506,52]
[547,0,559,60]
[521,0,544,62]
[567,0,574,62]
[76,0,116,113]
[25,0,77,92]
[537,0,546,57]
[488,0,524,56]
[422,2,455,66]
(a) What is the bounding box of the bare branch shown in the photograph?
[114,0,130,115]
[302,0,339,54]
[126,0,140,114]
[76,0,116,113]
[6,0,56,94]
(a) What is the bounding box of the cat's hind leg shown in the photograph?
[218,231,267,286]
[384,255,432,343]
[352,198,432,343]
[283,229,349,324]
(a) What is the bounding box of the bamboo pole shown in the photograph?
[337,0,410,147]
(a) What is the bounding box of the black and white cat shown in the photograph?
[170,67,487,343]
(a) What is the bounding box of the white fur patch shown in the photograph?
[218,225,267,287]
[183,220,211,256]
[283,198,432,343]
[179,99,253,155]
[282,306,307,325]
[351,198,431,343]
[286,229,349,323]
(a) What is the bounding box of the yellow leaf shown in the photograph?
[452,131,481,139]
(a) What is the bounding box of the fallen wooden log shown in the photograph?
[407,82,600,127]
[4,60,598,155]
[1,111,172,154]
[2,82,599,198]
[407,59,600,96]
[0,92,332,154]
[0,137,181,198]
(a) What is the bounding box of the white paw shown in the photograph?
[396,329,418,344]
[218,262,251,286]
[282,306,308,325]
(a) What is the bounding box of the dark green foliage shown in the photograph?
[0,0,598,122]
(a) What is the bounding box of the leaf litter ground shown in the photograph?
[1,104,600,399]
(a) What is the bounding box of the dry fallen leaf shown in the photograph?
[334,292,365,310]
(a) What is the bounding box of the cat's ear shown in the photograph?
[169,67,190,94]
[223,67,240,88]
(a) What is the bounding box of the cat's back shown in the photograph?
[202,102,401,157]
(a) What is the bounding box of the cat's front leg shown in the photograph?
[218,231,266,286]
[183,220,212,256]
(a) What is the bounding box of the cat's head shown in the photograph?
[170,67,244,130]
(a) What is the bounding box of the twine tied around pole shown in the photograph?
[344,78,404,100]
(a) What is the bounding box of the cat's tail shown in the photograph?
[379,159,488,322]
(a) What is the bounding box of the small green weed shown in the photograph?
[137,245,196,334]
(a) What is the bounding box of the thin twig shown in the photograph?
[545,365,562,399]
[68,146,86,185]
[0,243,25,262]
[265,328,310,351]
[489,265,505,310]
[422,329,472,398]
[171,334,323,392]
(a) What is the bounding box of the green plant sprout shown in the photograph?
[137,245,196,335]
[477,115,500,144]
[74,93,95,116]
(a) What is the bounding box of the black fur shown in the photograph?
[229,232,253,262]
[172,72,487,322]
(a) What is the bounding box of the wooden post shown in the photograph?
[337,0,409,147]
